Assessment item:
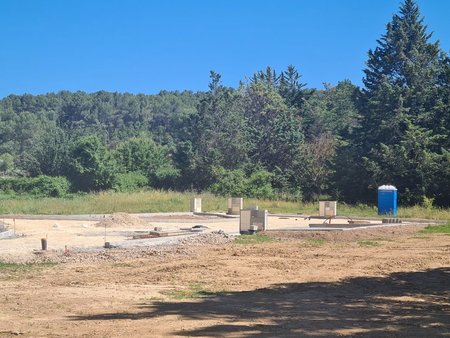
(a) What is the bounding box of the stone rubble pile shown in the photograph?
[178,230,234,246]
[30,230,235,264]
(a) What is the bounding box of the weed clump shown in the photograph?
[234,234,273,244]
[420,223,450,234]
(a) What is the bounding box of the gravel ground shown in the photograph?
[26,230,236,264]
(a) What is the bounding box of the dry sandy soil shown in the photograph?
[0,215,449,337]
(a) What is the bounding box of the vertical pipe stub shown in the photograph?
[41,238,48,251]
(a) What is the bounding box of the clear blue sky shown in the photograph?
[0,0,449,98]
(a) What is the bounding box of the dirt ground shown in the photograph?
[0,215,449,337]
[0,213,357,262]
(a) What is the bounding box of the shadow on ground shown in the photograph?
[70,267,450,337]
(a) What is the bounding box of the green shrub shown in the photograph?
[234,234,273,244]
[68,135,117,192]
[245,170,274,199]
[113,172,149,192]
[421,196,435,209]
[113,136,180,189]
[32,176,70,197]
[0,176,70,197]
[210,167,275,199]
[420,223,450,234]
[210,167,247,197]
[0,153,14,172]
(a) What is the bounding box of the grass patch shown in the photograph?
[370,237,393,242]
[234,233,273,244]
[358,240,381,247]
[397,206,450,220]
[420,223,450,234]
[411,234,430,239]
[302,238,327,247]
[166,283,214,300]
[0,262,57,272]
[0,190,449,220]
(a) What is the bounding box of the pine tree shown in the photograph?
[186,71,250,190]
[361,0,442,144]
[278,65,308,108]
[355,0,449,205]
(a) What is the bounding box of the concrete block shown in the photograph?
[190,198,202,213]
[319,201,337,217]
[240,210,252,231]
[228,197,243,215]
[240,209,268,233]
[148,231,169,237]
[382,218,402,224]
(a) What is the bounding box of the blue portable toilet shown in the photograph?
[378,185,398,216]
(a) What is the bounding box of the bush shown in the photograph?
[210,168,275,199]
[113,172,149,192]
[245,170,275,199]
[0,176,70,197]
[210,167,247,197]
[0,153,14,172]
[68,135,117,192]
[421,196,434,209]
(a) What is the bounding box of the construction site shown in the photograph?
[0,198,449,337]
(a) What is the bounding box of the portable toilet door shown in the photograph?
[378,185,398,216]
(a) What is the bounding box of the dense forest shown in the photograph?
[1,0,449,206]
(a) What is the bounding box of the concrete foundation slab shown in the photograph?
[0,230,15,239]
[309,223,382,229]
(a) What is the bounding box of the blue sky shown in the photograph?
[0,0,449,98]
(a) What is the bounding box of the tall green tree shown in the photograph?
[298,134,336,201]
[243,83,304,194]
[354,0,449,205]
[251,65,311,110]
[114,135,179,188]
[19,125,70,177]
[278,65,309,109]
[184,71,250,190]
[68,135,116,192]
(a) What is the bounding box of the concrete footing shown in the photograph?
[0,230,15,239]
[382,218,402,224]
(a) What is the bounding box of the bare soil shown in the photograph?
[0,218,449,337]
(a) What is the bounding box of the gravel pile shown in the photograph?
[0,222,9,232]
[178,230,235,246]
[28,230,234,264]
[28,246,192,264]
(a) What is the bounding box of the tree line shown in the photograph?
[0,0,449,206]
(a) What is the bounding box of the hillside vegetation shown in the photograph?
[0,0,449,207]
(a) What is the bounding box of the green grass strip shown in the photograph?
[234,234,273,244]
[420,223,450,234]
[0,262,57,271]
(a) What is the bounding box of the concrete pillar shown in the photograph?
[190,198,202,213]
[227,197,243,215]
[239,208,268,234]
[319,201,337,217]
